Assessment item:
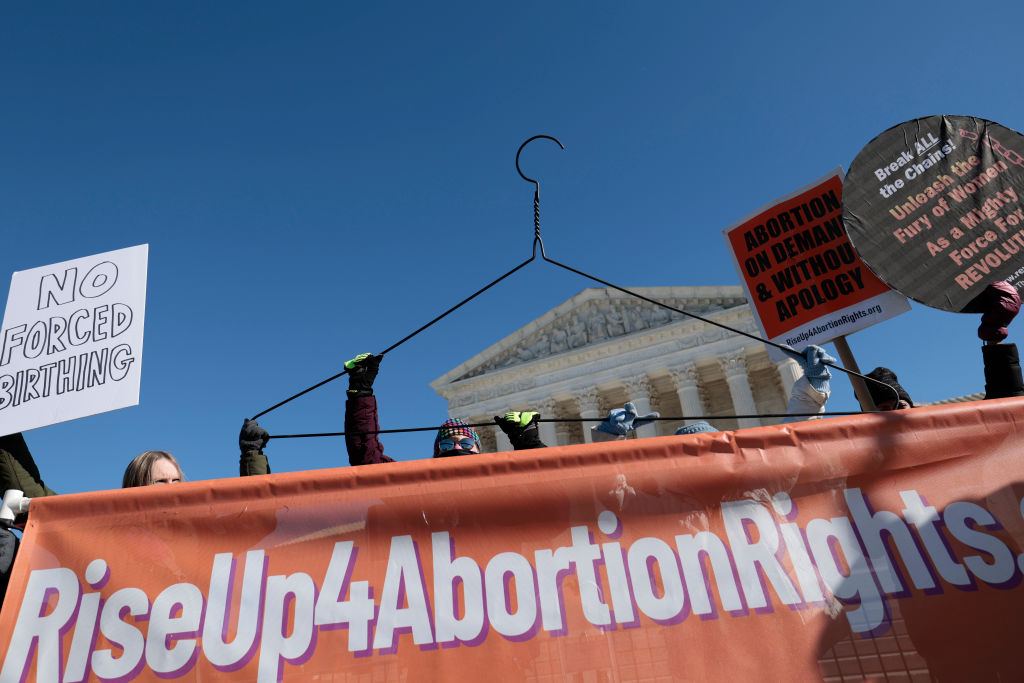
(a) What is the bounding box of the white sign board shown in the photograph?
[0,245,148,436]
[722,169,911,361]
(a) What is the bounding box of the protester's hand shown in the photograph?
[345,353,382,395]
[494,411,543,449]
[239,418,269,454]
[974,281,1021,343]
[0,527,17,574]
[596,402,659,436]
[495,411,539,434]
[798,345,835,394]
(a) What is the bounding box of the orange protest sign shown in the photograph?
[724,170,909,352]
[3,399,1024,681]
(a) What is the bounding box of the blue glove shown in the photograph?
[796,345,835,394]
[596,402,659,436]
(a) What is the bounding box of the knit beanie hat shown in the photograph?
[865,367,913,408]
[675,421,718,435]
[433,418,481,457]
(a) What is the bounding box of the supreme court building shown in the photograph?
[431,286,805,451]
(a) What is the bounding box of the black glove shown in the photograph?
[983,343,1024,399]
[0,527,17,573]
[346,353,382,396]
[494,411,545,450]
[239,418,269,454]
[0,527,18,605]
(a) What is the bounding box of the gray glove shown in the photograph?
[796,345,835,394]
[596,402,659,436]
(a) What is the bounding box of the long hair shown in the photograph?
[121,450,184,488]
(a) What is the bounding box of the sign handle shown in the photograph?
[832,335,875,411]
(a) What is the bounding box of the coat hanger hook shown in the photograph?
[515,135,565,189]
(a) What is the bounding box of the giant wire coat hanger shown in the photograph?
[255,135,900,428]
[517,134,564,258]
[250,136,560,420]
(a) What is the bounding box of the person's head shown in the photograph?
[433,419,481,457]
[675,421,718,435]
[122,450,184,488]
[865,367,913,411]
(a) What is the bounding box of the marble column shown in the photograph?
[776,358,802,402]
[536,399,559,447]
[721,352,759,429]
[494,423,514,452]
[574,388,602,444]
[470,414,497,453]
[623,374,659,439]
[669,362,705,427]
[555,420,577,447]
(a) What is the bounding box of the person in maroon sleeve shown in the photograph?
[343,353,397,465]
[967,280,1024,400]
[342,353,547,465]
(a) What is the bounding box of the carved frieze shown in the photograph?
[454,294,746,380]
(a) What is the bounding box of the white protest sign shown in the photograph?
[0,245,148,436]
[723,170,910,361]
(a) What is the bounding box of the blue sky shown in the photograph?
[3,1,1024,494]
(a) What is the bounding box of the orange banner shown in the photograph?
[3,399,1024,681]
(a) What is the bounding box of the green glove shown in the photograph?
[345,353,382,396]
[494,411,545,450]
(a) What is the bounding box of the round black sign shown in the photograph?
[843,115,1024,312]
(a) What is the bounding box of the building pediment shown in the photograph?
[433,286,748,386]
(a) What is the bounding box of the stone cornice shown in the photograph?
[433,290,769,416]
[431,286,747,389]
